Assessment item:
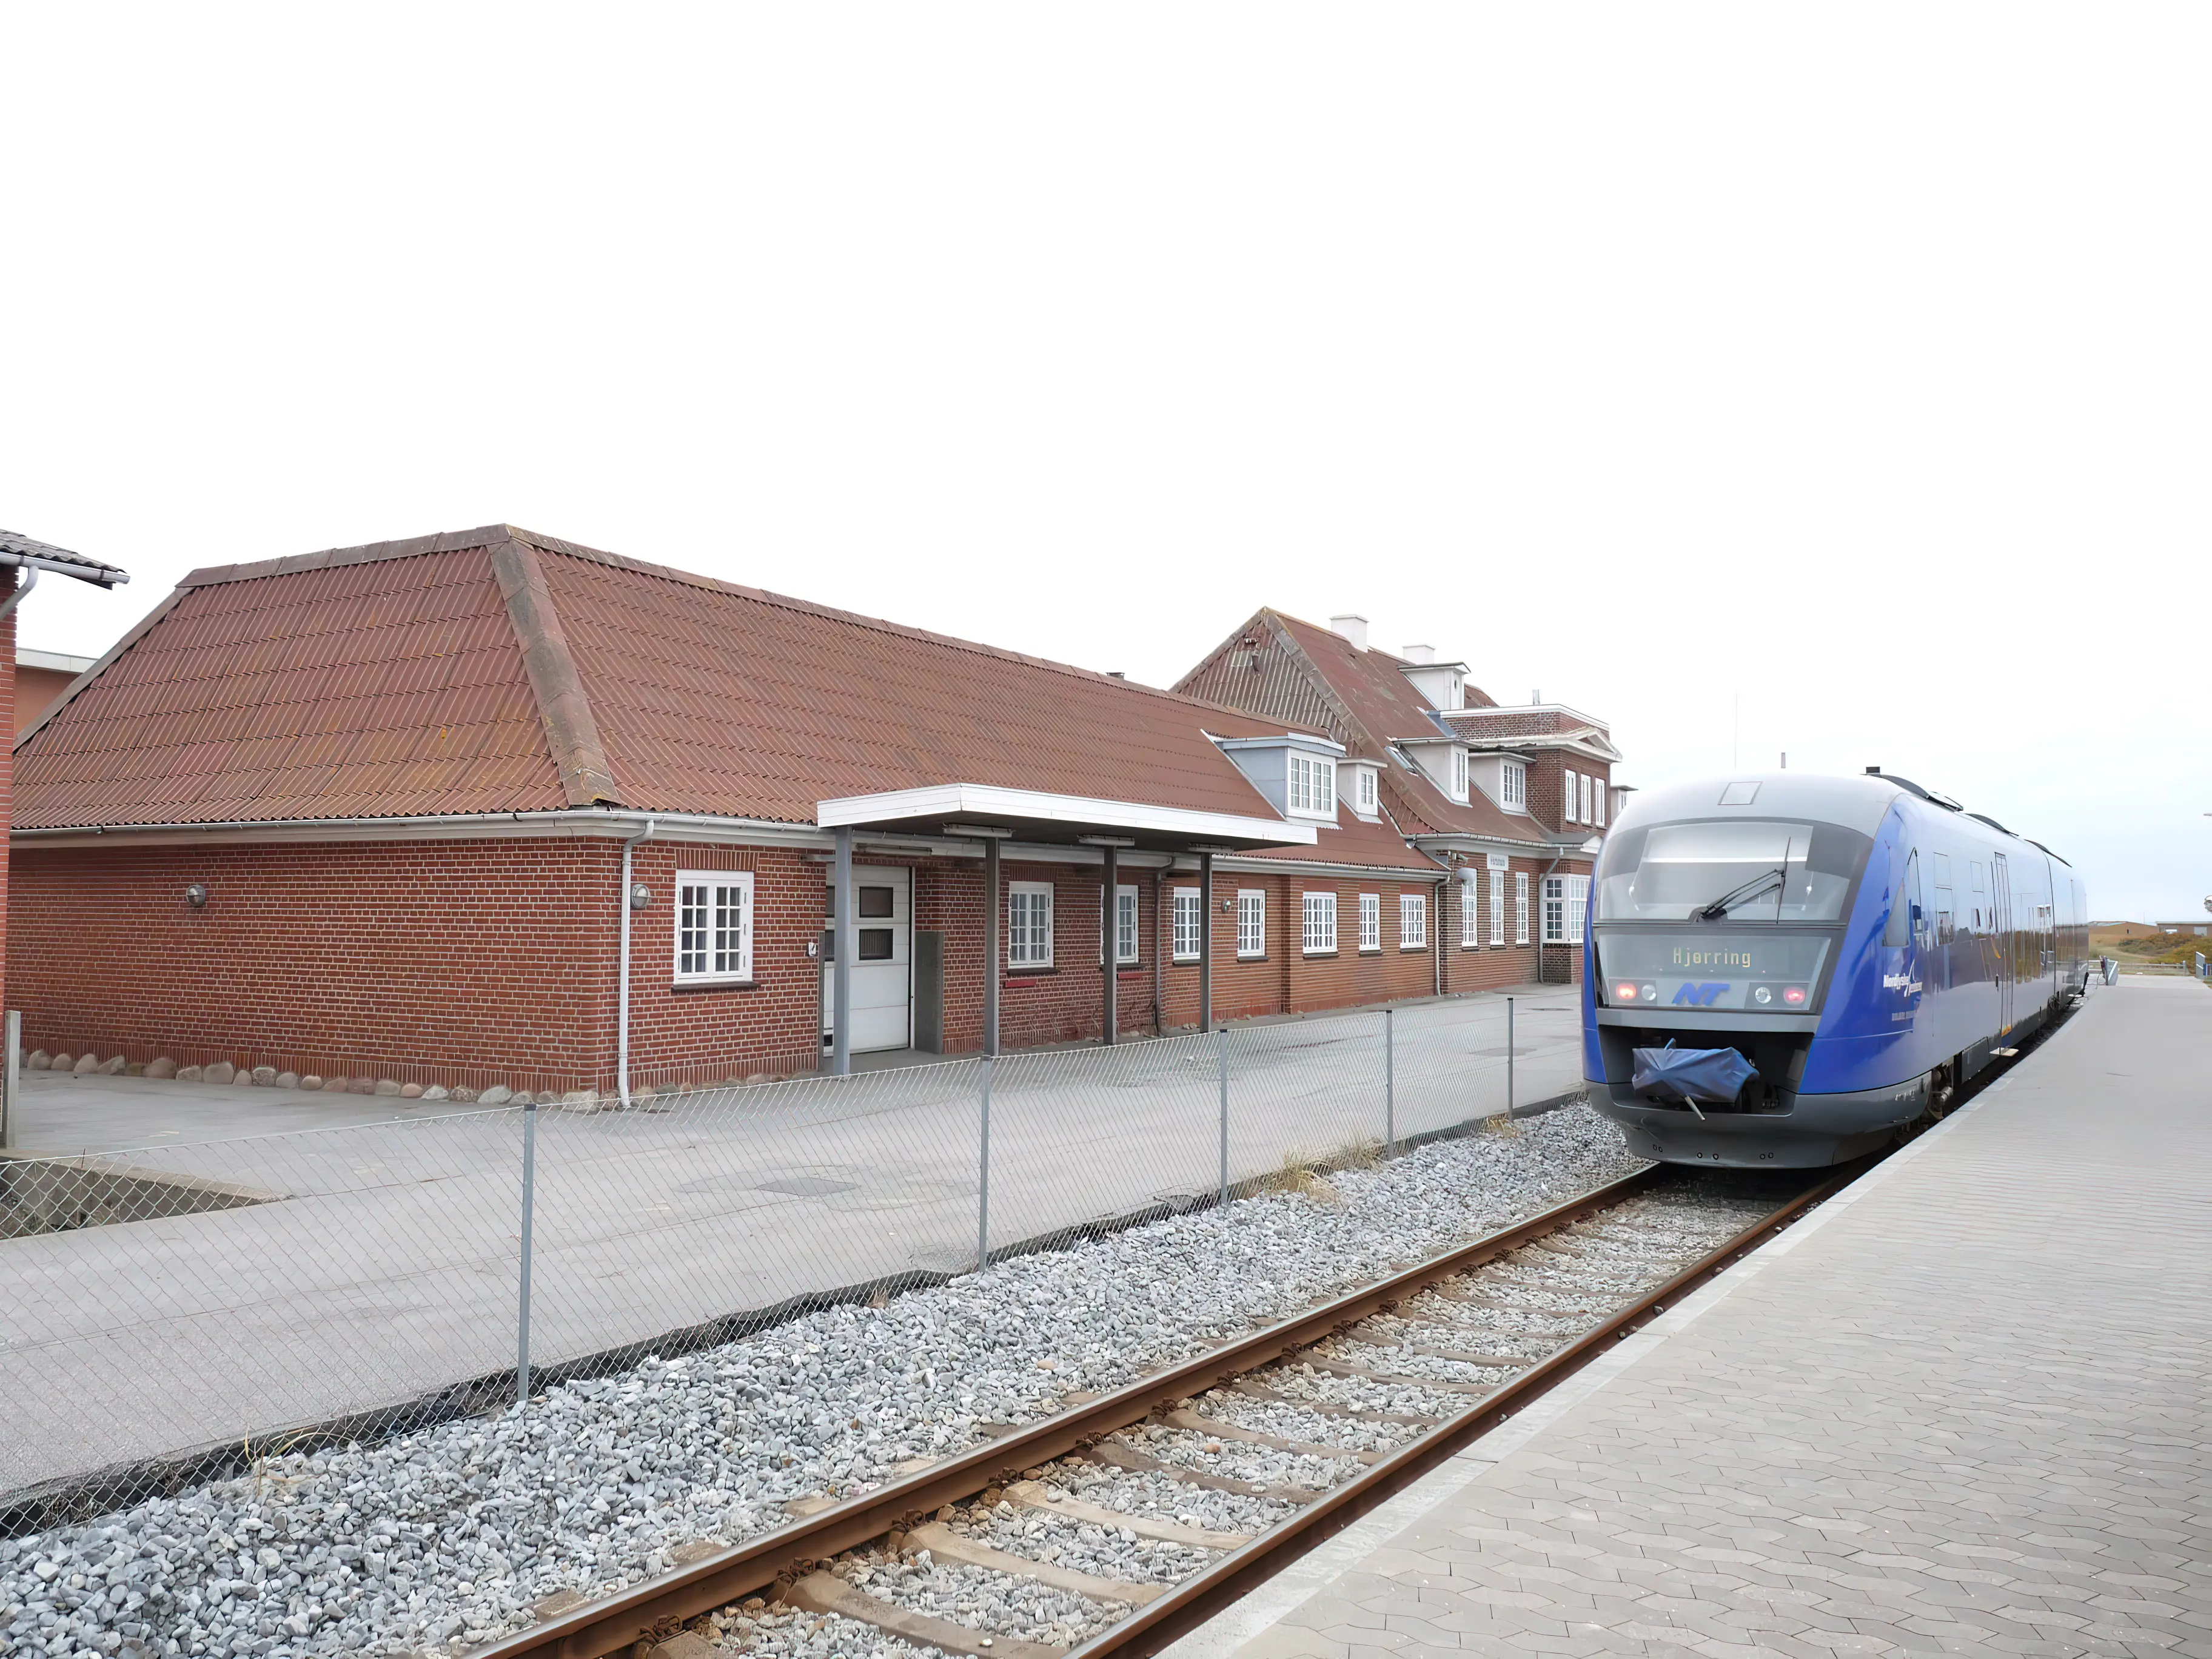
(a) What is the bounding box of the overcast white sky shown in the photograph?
[7,6,2207,920]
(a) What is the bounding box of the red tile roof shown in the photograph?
[1175,609,1558,848]
[13,526,1314,834]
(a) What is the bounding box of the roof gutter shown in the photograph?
[0,549,129,588]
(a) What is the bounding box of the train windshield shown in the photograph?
[1595,819,1867,923]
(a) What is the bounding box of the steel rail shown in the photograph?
[1065,1156,1868,1658]
[474,1165,1672,1659]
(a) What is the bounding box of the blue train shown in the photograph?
[1581,769,2090,1167]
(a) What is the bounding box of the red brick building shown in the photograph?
[8,529,1617,1099]
[1175,611,1620,990]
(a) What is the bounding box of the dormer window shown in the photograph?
[1450,746,1469,802]
[1289,752,1336,817]
[1502,760,1526,808]
[1352,765,1378,816]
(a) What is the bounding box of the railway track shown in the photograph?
[479,1158,1862,1659]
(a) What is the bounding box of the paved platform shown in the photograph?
[1168,976,2212,1658]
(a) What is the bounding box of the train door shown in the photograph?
[1991,852,2014,1034]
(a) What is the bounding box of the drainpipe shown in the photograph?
[1433,874,1445,997]
[1151,867,1166,1035]
[0,566,37,625]
[617,817,657,1106]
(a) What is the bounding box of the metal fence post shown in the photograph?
[1216,1025,1230,1204]
[1383,1006,1395,1156]
[976,1055,993,1272]
[1506,994,1515,1118]
[515,1100,537,1407]
[0,1010,18,1151]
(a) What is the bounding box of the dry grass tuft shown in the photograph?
[1265,1148,1341,1203]
[1482,1110,1526,1138]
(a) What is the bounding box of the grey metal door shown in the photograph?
[1991,852,2014,1035]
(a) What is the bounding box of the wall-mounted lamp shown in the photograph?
[628,883,652,910]
[184,883,208,908]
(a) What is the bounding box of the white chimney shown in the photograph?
[1401,643,1435,665]
[1328,614,1369,651]
[1530,688,1542,705]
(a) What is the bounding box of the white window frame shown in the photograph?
[1461,880,1480,947]
[1171,886,1201,962]
[1008,880,1054,968]
[1546,873,1589,944]
[1567,768,1584,823]
[1358,892,1381,953]
[1353,765,1378,815]
[1489,868,1506,946]
[1593,779,1606,826]
[674,870,754,983]
[1287,751,1337,818]
[1450,746,1469,802]
[1515,872,1530,945]
[1236,889,1267,959]
[1116,883,1140,965]
[1302,890,1338,955]
[1399,892,1427,950]
[1502,760,1527,808]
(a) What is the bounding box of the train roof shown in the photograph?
[1614,773,2064,863]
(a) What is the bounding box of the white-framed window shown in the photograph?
[675,870,754,982]
[1171,886,1201,962]
[1288,752,1336,817]
[1593,779,1606,826]
[1399,893,1427,949]
[1502,760,1527,808]
[1354,765,1378,814]
[1543,874,1590,943]
[1515,872,1530,945]
[1116,883,1139,965]
[1302,890,1338,954]
[1008,881,1054,967]
[1461,880,1480,947]
[1563,768,1580,823]
[1489,868,1506,946]
[1359,892,1381,952]
[1450,746,1469,802]
[1237,890,1266,958]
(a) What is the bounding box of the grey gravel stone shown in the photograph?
[477,1084,512,1105]
[25,1049,50,1070]
[145,1056,178,1079]
[203,1060,236,1084]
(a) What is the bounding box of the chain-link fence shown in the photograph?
[0,991,1582,1527]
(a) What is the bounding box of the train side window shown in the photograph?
[1931,854,1954,942]
[1883,850,1921,948]
[1969,860,1988,932]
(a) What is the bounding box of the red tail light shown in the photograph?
[1614,981,1639,1003]
[1782,985,1808,1005]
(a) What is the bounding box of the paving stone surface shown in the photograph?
[1172,977,2212,1658]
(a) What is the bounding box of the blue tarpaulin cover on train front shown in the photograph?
[1631,1045,1757,1103]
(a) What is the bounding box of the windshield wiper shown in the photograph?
[1695,868,1783,920]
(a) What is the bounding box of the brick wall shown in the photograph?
[9,837,618,1092]
[9,836,1582,1095]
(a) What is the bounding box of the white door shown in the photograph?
[822,866,912,1053]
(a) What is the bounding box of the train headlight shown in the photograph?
[1640,982,1659,1002]
[1752,985,1773,1005]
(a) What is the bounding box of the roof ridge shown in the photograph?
[489,535,620,808]
[175,523,1289,729]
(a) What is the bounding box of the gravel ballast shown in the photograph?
[0,1106,1643,1657]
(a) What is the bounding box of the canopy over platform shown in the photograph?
[815,783,1315,855]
